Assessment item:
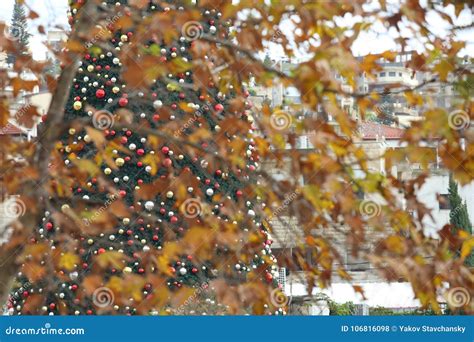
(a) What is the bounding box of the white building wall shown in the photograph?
[417,175,474,235]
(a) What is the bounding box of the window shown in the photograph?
[439,194,450,210]
[389,72,396,77]
[379,72,386,77]
[399,72,402,76]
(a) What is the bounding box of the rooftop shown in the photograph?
[358,122,405,140]
[0,123,26,135]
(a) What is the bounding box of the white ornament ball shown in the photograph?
[144,201,155,211]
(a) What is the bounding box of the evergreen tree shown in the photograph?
[9,0,278,315]
[374,93,396,126]
[448,175,474,266]
[7,0,31,65]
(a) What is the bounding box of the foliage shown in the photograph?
[328,301,356,316]
[0,0,472,315]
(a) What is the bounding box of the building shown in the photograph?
[258,71,473,312]
[256,52,474,130]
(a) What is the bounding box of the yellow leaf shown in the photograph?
[461,238,474,259]
[73,159,100,176]
[59,252,79,271]
[96,251,126,270]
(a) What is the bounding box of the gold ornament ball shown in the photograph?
[73,101,82,110]
[115,157,125,166]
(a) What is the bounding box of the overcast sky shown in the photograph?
[0,0,472,60]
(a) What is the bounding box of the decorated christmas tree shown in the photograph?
[8,0,280,315]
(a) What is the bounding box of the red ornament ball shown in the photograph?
[96,89,105,98]
[163,158,172,167]
[119,97,128,107]
[214,103,224,112]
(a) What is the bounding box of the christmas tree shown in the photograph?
[374,93,396,126]
[448,175,474,267]
[8,0,279,315]
[6,0,31,65]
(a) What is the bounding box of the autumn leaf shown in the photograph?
[58,253,80,271]
[96,251,127,270]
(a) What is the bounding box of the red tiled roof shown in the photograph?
[358,122,404,140]
[0,123,25,135]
